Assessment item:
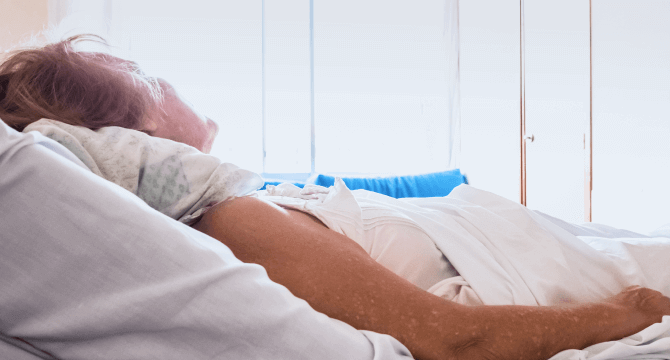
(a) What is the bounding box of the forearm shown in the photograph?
[459,302,629,360]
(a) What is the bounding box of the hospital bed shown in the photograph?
[2,118,669,360]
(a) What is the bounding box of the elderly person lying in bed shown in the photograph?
[1,35,669,360]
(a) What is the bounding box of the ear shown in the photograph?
[138,116,159,135]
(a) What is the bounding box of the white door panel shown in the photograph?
[524,0,590,224]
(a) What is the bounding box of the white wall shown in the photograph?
[0,0,49,52]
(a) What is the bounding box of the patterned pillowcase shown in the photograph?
[23,119,264,223]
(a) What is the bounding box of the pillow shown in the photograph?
[312,169,468,198]
[0,120,413,360]
[260,181,306,190]
[24,119,264,224]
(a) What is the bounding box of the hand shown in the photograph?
[602,285,670,338]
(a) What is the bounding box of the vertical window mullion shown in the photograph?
[309,0,316,176]
[261,0,267,174]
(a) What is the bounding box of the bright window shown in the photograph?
[52,0,460,180]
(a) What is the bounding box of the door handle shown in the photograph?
[524,134,535,142]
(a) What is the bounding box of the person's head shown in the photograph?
[0,35,218,153]
[0,35,160,133]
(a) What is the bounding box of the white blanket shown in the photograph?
[23,119,264,224]
[263,179,670,360]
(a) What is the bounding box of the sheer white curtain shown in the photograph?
[49,0,460,180]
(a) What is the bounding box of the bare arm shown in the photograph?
[193,196,670,360]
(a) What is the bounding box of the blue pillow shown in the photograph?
[259,181,306,191]
[313,169,467,198]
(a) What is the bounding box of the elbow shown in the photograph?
[448,327,505,360]
[453,345,503,360]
